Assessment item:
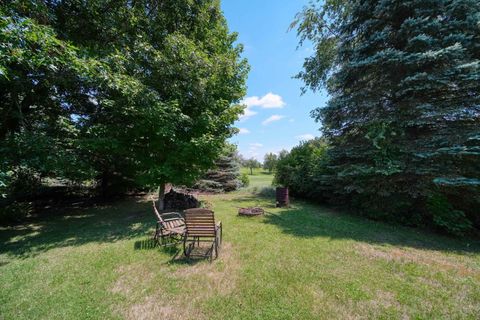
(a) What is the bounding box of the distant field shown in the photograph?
[240,167,274,189]
[1,173,479,319]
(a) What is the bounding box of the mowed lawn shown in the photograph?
[1,172,479,320]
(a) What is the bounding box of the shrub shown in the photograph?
[0,171,8,199]
[9,167,42,200]
[0,201,33,224]
[256,186,275,198]
[427,194,473,236]
[240,173,249,187]
[274,138,330,198]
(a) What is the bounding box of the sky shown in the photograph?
[221,0,328,161]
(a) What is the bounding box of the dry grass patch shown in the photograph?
[309,285,408,320]
[110,263,184,320]
[124,296,189,320]
[111,263,155,296]
[173,242,239,296]
[111,242,239,320]
[355,243,479,277]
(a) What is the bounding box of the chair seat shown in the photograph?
[164,218,185,229]
[160,225,186,235]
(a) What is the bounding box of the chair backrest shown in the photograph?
[184,208,216,237]
[152,200,164,223]
[153,200,185,230]
[152,200,163,222]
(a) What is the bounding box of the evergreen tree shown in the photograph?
[195,145,241,192]
[293,0,480,233]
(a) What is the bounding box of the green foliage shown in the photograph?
[240,173,250,187]
[193,179,224,193]
[0,1,249,201]
[293,0,480,234]
[427,194,473,236]
[0,201,32,224]
[8,167,41,200]
[245,158,261,175]
[263,153,278,173]
[0,170,9,199]
[195,145,241,192]
[274,138,330,199]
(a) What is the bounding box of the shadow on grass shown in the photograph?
[133,238,158,250]
[133,238,184,261]
[232,193,480,255]
[167,250,214,266]
[0,197,154,260]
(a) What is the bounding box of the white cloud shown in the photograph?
[239,106,258,121]
[296,134,315,141]
[238,128,250,134]
[243,92,286,109]
[262,115,285,126]
[250,143,263,148]
[238,93,286,122]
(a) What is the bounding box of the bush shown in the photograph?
[0,201,33,224]
[274,138,330,198]
[255,186,275,198]
[9,167,42,200]
[240,173,249,187]
[0,171,8,199]
[427,194,473,236]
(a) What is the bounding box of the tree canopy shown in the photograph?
[289,0,480,235]
[0,1,248,212]
[263,152,278,173]
[244,158,261,175]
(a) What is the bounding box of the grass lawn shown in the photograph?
[1,173,479,319]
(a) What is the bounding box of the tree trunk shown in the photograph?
[250,167,253,175]
[158,183,166,211]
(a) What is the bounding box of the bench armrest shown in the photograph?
[160,212,184,220]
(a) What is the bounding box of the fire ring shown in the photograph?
[238,207,264,217]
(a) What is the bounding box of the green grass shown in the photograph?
[1,173,479,319]
[240,167,274,190]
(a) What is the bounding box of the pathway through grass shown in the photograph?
[1,173,479,319]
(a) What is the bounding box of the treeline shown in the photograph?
[276,0,480,236]
[0,1,248,221]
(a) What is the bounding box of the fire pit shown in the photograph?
[238,207,264,217]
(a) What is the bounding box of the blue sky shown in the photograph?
[221,0,328,161]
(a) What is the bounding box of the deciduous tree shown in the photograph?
[1,1,249,211]
[245,158,261,175]
[263,153,278,173]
